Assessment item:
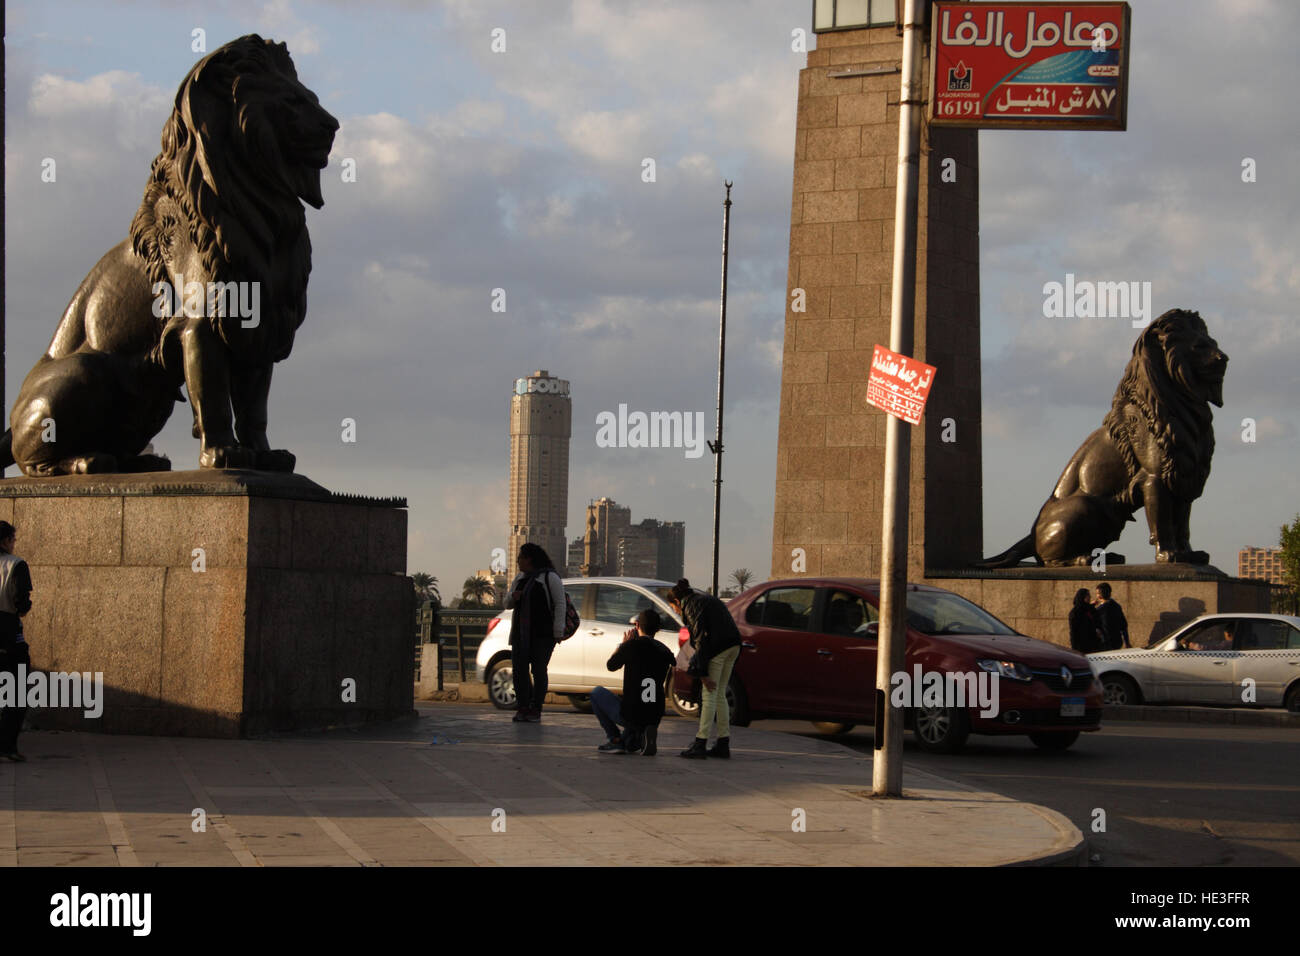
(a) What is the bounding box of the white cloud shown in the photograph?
[561,109,649,164]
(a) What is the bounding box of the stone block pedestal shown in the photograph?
[929,565,1272,649]
[0,470,414,737]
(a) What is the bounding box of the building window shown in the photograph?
[813,0,895,33]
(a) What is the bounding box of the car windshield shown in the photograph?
[902,590,1017,635]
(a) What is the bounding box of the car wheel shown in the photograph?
[669,678,745,724]
[1028,731,1081,751]
[726,677,749,727]
[567,694,593,713]
[1284,683,1300,714]
[810,722,856,735]
[1102,673,1142,706]
[911,705,970,754]
[485,658,516,710]
[670,686,700,719]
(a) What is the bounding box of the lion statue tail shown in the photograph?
[973,533,1035,569]
[0,430,13,471]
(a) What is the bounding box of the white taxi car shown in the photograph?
[1090,613,1300,711]
[474,577,687,710]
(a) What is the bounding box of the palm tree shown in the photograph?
[411,572,440,605]
[462,574,493,608]
[731,568,753,592]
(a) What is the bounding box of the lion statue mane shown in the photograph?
[978,309,1229,567]
[2,34,337,476]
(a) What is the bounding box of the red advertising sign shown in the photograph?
[929,2,1130,130]
[866,345,936,426]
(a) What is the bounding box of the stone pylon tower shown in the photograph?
[508,370,571,581]
[771,12,982,581]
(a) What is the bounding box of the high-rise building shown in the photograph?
[508,370,571,582]
[656,520,686,581]
[1238,547,1289,586]
[590,496,631,576]
[567,538,585,577]
[618,533,659,578]
[569,498,685,580]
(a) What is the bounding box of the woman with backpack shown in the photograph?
[504,543,566,722]
[666,578,742,759]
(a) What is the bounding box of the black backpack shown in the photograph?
[539,571,581,641]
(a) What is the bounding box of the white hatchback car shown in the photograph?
[1090,613,1300,711]
[474,577,688,711]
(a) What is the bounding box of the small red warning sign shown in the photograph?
[866,345,936,426]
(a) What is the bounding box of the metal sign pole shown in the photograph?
[873,0,926,797]
[709,182,733,597]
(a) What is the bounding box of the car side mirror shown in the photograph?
[864,622,879,638]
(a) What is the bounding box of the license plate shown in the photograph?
[1060,697,1085,717]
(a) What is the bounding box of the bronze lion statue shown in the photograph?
[1,35,337,476]
[979,309,1228,567]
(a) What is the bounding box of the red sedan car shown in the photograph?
[671,577,1102,753]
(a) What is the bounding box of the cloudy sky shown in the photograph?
[5,0,1297,595]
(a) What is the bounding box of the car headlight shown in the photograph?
[977,659,1033,682]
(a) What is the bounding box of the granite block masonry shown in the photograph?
[773,22,982,581]
[0,469,414,737]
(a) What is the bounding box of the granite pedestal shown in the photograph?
[929,565,1272,649]
[0,470,414,737]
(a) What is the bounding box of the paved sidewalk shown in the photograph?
[0,703,1083,866]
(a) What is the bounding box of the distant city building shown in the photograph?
[588,497,631,574]
[1238,547,1289,586]
[568,497,685,580]
[508,370,571,581]
[655,520,686,581]
[567,538,585,576]
[618,533,659,578]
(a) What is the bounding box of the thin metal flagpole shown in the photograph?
[709,182,733,597]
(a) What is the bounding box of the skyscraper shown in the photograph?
[508,370,571,581]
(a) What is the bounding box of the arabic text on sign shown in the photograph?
[939,8,1119,59]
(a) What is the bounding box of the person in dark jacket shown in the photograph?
[1068,587,1103,655]
[503,543,565,723]
[0,522,34,762]
[1093,582,1130,649]
[667,578,742,759]
[590,608,676,755]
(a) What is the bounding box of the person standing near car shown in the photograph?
[503,543,565,723]
[0,522,33,762]
[590,608,676,755]
[1068,587,1103,654]
[667,579,741,759]
[1093,583,1130,650]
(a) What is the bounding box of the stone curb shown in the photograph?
[422,687,1300,728]
[1103,704,1300,727]
[877,756,1086,867]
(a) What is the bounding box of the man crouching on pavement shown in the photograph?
[591,608,676,755]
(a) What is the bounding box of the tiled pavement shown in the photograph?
[0,703,1084,866]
